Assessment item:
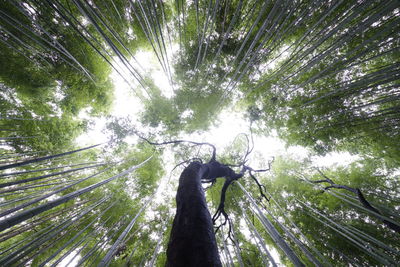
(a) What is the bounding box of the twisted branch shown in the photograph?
[309,169,400,233]
[136,132,273,237]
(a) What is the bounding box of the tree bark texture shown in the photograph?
[166,161,222,267]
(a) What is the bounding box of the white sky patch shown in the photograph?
[75,55,144,146]
[312,151,360,168]
[182,110,285,168]
[75,108,108,146]
[185,110,248,148]
[75,46,180,146]
[74,52,360,182]
[110,63,144,118]
[135,49,175,98]
[258,45,291,74]
[179,109,356,169]
[58,249,81,267]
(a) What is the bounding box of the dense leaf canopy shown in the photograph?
[0,0,399,266]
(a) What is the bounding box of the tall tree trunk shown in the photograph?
[166,161,222,267]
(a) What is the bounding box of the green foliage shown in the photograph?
[264,156,400,265]
[0,2,115,116]
[240,1,400,161]
[0,0,399,266]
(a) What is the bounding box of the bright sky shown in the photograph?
[76,47,359,168]
[59,250,81,266]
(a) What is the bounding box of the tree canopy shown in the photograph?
[0,0,399,266]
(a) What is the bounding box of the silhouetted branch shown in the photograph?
[137,133,274,234]
[309,169,400,233]
[136,133,217,161]
[310,170,358,193]
[171,157,203,174]
[248,171,270,203]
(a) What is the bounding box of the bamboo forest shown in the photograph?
[1,0,399,266]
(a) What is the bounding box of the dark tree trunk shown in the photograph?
[166,161,222,267]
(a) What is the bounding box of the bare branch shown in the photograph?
[248,171,270,203]
[138,133,275,236]
[309,169,400,233]
[136,133,217,161]
[170,158,203,174]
